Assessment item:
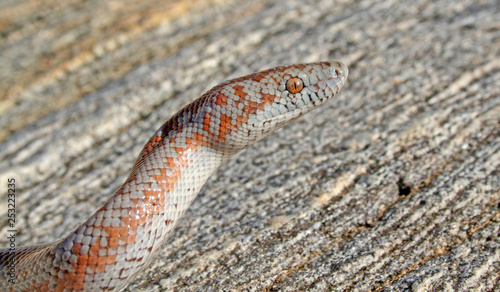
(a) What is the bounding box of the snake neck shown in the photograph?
[2,128,227,291]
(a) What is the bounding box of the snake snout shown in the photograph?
[328,61,349,89]
[334,61,349,80]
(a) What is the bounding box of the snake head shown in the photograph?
[209,61,348,150]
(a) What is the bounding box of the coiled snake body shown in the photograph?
[0,61,348,291]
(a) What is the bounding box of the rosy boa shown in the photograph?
[0,61,348,291]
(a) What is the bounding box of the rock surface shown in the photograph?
[0,0,499,290]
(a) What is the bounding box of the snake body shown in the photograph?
[0,61,348,291]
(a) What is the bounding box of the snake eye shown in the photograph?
[286,77,304,94]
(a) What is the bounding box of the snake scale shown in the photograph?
[0,61,348,291]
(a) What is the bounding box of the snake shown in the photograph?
[0,61,348,291]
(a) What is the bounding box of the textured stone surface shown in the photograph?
[0,0,499,291]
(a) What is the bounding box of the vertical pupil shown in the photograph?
[286,77,303,94]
